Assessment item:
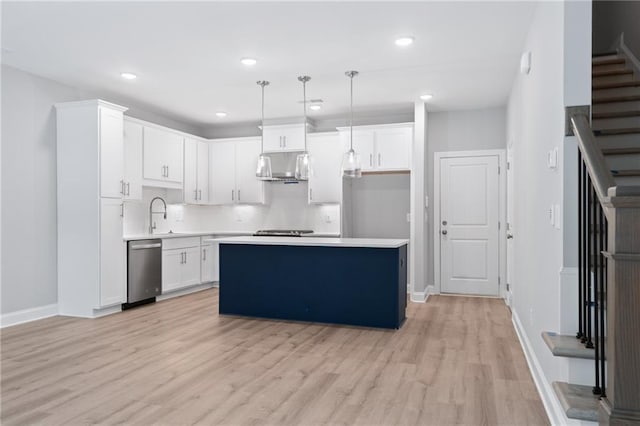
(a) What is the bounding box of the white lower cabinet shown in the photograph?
[201,239,219,283]
[100,198,126,307]
[162,238,201,293]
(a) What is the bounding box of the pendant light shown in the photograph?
[342,70,362,178]
[255,80,272,180]
[295,75,312,180]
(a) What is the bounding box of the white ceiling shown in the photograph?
[1,1,537,128]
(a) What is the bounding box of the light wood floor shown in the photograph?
[1,289,548,426]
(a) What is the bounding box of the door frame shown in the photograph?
[433,149,507,297]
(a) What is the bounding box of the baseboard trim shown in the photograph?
[156,282,216,302]
[512,311,575,426]
[410,285,434,303]
[1,304,59,328]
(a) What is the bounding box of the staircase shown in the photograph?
[544,50,640,424]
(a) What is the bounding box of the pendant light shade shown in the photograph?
[256,80,272,180]
[342,70,362,178]
[295,75,312,180]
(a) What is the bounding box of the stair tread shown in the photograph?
[595,127,640,136]
[611,169,640,177]
[552,381,600,422]
[592,58,625,66]
[602,147,640,155]
[593,51,619,58]
[542,331,595,359]
[593,80,640,90]
[593,69,633,78]
[593,110,640,119]
[593,94,640,104]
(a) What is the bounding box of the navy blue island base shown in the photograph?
[219,242,407,329]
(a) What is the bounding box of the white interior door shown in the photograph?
[439,155,500,296]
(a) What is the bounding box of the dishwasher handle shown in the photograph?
[130,243,162,250]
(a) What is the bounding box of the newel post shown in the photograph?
[600,200,640,425]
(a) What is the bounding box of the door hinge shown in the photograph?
[506,283,510,291]
[498,276,501,285]
[498,221,501,230]
[507,161,511,170]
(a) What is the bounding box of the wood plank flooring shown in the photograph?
[1,289,549,425]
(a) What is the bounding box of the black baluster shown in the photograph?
[581,167,589,345]
[600,207,607,398]
[577,153,584,340]
[593,200,601,395]
[585,183,594,349]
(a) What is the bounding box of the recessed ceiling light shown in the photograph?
[215,112,228,118]
[420,93,433,101]
[120,72,137,80]
[395,36,414,47]
[241,57,257,66]
[309,104,322,111]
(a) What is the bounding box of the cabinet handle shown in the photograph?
[120,180,125,195]
[279,136,283,148]
[120,203,124,217]
[166,165,169,178]
[195,189,199,201]
[126,182,130,196]
[161,165,165,177]
[199,189,202,201]
[369,154,373,167]
[231,190,234,201]
[203,248,206,261]
[378,153,381,166]
[283,136,286,148]
[310,188,313,201]
[184,251,187,264]
[237,190,241,202]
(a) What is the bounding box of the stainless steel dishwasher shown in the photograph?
[125,239,162,309]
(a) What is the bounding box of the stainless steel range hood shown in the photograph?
[259,151,307,182]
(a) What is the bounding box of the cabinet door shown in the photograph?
[209,141,236,205]
[143,126,184,182]
[162,249,183,292]
[181,247,201,287]
[184,138,198,204]
[235,138,264,204]
[123,120,143,200]
[375,126,412,170]
[280,125,305,151]
[99,199,125,307]
[197,141,209,204]
[308,133,343,204]
[99,107,124,198]
[201,243,219,283]
[341,130,375,171]
[262,126,285,152]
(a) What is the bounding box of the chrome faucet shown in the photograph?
[149,197,167,234]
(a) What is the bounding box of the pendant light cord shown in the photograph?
[257,81,269,154]
[303,79,307,151]
[345,71,358,151]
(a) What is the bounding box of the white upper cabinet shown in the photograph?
[339,123,413,172]
[235,138,264,204]
[308,133,343,204]
[143,126,184,184]
[184,138,209,204]
[262,124,306,152]
[209,138,264,205]
[123,120,143,200]
[99,107,125,198]
[209,140,236,205]
[375,126,412,170]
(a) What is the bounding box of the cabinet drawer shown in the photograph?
[162,237,201,250]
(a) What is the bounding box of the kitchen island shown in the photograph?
[217,236,408,329]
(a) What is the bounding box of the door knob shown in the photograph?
[507,234,514,239]
[442,230,448,235]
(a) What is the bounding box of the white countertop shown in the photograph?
[123,231,342,241]
[216,236,409,248]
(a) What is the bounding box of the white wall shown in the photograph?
[346,174,410,239]
[426,107,507,286]
[507,1,592,423]
[0,65,203,315]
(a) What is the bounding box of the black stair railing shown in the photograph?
[577,151,607,398]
